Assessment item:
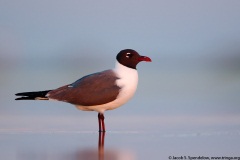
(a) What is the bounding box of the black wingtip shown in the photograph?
[15,92,33,96]
[15,93,23,96]
[15,90,52,100]
[15,97,35,100]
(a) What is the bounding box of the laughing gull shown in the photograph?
[15,49,151,132]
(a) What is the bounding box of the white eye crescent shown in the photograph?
[126,53,131,58]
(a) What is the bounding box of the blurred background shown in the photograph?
[1,0,240,131]
[0,0,240,160]
[0,0,240,159]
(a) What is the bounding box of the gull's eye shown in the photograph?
[126,53,132,58]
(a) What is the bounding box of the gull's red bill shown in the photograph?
[138,56,152,62]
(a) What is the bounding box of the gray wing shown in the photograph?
[47,70,121,106]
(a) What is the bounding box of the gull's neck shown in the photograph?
[115,61,136,72]
[114,61,138,80]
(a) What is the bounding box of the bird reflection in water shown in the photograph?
[18,131,135,160]
[73,132,135,160]
[98,131,105,160]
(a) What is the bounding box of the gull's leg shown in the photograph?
[98,113,102,132]
[98,113,105,132]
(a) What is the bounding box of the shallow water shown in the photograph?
[1,128,240,160]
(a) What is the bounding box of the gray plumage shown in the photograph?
[47,70,121,106]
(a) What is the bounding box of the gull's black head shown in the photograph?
[116,49,151,69]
